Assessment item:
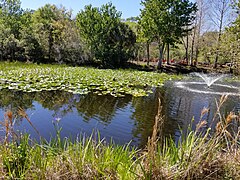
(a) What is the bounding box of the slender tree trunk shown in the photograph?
[195,0,206,65]
[0,42,3,61]
[195,23,201,64]
[190,34,195,66]
[212,0,230,68]
[147,42,150,65]
[157,42,165,70]
[214,25,223,68]
[167,43,170,65]
[185,32,189,65]
[48,28,53,62]
[10,43,16,61]
[137,48,140,63]
[191,21,197,66]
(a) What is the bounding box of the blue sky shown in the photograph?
[20,0,143,19]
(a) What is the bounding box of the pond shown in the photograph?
[0,76,240,148]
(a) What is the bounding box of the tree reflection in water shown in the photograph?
[0,89,159,147]
[0,86,238,147]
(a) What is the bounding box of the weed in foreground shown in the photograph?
[0,95,239,179]
[142,95,240,180]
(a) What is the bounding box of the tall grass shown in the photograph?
[141,95,240,179]
[0,96,239,179]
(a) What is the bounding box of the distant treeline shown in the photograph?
[1,0,239,68]
[0,1,137,67]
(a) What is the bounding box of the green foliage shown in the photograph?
[198,31,218,63]
[0,1,88,64]
[32,4,87,64]
[0,0,23,61]
[76,3,136,67]
[0,62,180,97]
[0,0,22,37]
[20,9,44,62]
[139,0,197,67]
[2,135,30,178]
[140,0,197,44]
[219,1,240,65]
[0,120,239,179]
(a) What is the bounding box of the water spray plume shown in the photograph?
[194,73,227,87]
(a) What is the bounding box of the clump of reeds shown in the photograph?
[0,96,239,179]
[0,111,17,144]
[142,94,240,179]
[0,111,140,179]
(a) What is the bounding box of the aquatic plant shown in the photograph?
[0,62,180,97]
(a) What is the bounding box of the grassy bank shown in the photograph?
[0,97,239,179]
[0,61,180,97]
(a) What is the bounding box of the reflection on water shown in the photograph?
[0,80,239,147]
[0,89,157,147]
[163,81,240,143]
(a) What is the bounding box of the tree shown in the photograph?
[0,0,23,60]
[0,0,22,37]
[76,3,136,67]
[219,30,239,65]
[140,0,197,69]
[32,4,65,62]
[209,0,232,68]
[218,0,240,70]
[198,31,218,63]
[20,9,44,62]
[138,11,154,65]
[190,0,209,65]
[32,4,86,64]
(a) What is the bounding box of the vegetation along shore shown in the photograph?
[0,0,240,179]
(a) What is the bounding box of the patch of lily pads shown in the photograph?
[0,62,181,97]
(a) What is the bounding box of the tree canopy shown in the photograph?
[139,0,197,68]
[0,0,239,70]
[76,3,136,67]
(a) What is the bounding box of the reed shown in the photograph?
[0,96,239,179]
[143,95,240,179]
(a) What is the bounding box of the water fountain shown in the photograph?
[194,72,227,88]
[164,72,240,143]
[174,73,240,96]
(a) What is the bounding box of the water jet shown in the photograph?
[194,73,227,87]
[173,73,240,96]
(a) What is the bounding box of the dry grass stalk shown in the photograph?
[0,111,17,144]
[211,95,229,126]
[147,98,164,160]
[226,112,238,125]
[18,107,40,136]
[216,122,222,134]
[200,107,209,121]
[144,97,165,180]
[196,120,207,132]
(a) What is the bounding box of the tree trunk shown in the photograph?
[212,0,229,68]
[185,32,189,65]
[0,42,3,61]
[190,21,197,66]
[48,28,53,62]
[195,0,205,65]
[167,43,170,65]
[147,42,150,66]
[214,27,223,68]
[157,42,165,69]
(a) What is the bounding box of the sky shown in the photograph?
[20,0,143,19]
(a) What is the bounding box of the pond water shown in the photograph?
[0,77,240,147]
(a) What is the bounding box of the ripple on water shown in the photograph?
[174,81,240,96]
